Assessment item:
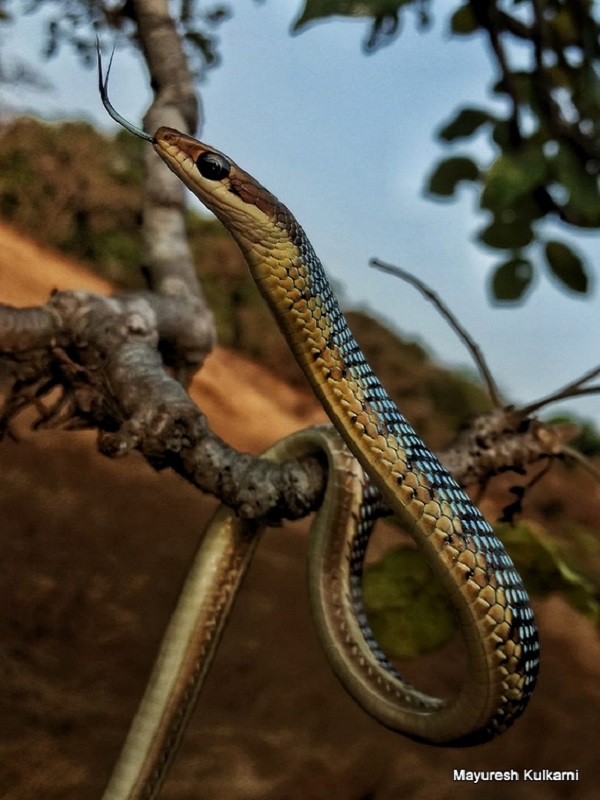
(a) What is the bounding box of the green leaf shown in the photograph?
[497,522,600,624]
[492,70,533,105]
[450,4,478,35]
[363,547,456,658]
[364,522,600,660]
[438,107,493,142]
[552,144,600,227]
[547,6,580,46]
[482,143,548,209]
[478,215,534,249]
[426,156,479,197]
[491,118,514,150]
[481,190,546,230]
[293,0,409,30]
[544,240,589,293]
[491,257,534,302]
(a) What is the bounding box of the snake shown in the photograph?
[97,52,539,800]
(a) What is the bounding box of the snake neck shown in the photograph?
[237,213,459,512]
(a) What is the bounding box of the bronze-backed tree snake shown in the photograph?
[97,52,539,800]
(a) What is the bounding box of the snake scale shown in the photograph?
[98,52,539,800]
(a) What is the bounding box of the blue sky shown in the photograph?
[2,1,599,426]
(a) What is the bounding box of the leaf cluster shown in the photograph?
[294,0,432,51]
[294,0,599,302]
[364,519,600,660]
[427,1,599,302]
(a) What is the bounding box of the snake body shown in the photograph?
[98,59,539,798]
[153,126,539,737]
[102,428,371,800]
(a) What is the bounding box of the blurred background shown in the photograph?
[1,2,599,798]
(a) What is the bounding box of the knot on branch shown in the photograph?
[440,407,579,488]
[0,288,328,526]
[180,437,327,522]
[49,290,159,359]
[0,289,207,448]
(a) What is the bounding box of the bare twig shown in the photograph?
[521,365,600,416]
[370,258,599,497]
[370,258,503,406]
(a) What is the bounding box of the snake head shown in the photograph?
[153,128,290,247]
[97,46,304,268]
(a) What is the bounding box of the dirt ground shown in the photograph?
[1,220,599,799]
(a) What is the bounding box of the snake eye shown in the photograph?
[196,151,231,180]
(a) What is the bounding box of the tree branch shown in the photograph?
[129,0,216,384]
[0,291,326,523]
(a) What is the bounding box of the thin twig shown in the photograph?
[370,258,503,407]
[521,364,600,416]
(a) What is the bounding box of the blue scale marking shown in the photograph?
[284,209,539,724]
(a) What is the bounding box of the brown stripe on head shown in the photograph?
[154,126,278,217]
[228,176,277,218]
[275,204,307,250]
[153,126,298,254]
